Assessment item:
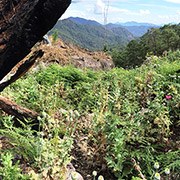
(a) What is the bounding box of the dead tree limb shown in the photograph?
[0,50,44,92]
[0,0,71,81]
[0,95,40,122]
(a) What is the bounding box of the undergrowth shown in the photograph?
[0,50,180,179]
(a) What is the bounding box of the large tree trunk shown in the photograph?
[0,0,71,81]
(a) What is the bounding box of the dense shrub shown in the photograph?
[1,51,180,179]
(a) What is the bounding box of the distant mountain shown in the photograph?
[67,17,160,37]
[116,21,158,27]
[107,21,160,37]
[124,26,159,37]
[68,17,102,26]
[49,18,135,50]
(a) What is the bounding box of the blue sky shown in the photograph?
[61,0,180,25]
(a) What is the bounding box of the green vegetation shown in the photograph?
[112,24,180,68]
[0,152,30,180]
[52,29,59,44]
[48,19,134,50]
[0,50,180,179]
[0,112,73,179]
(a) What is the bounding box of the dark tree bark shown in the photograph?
[0,95,39,122]
[0,50,44,92]
[0,0,71,81]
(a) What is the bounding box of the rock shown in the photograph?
[0,0,71,81]
[71,56,114,71]
[65,163,84,180]
[35,39,115,71]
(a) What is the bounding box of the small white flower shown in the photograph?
[48,134,52,139]
[69,109,73,115]
[154,162,159,169]
[37,132,44,136]
[92,171,97,176]
[71,171,78,180]
[48,118,56,124]
[154,172,160,180]
[98,175,104,180]
[37,116,41,121]
[42,112,47,118]
[165,168,170,175]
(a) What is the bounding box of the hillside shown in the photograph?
[3,38,114,81]
[112,24,180,68]
[1,50,180,179]
[36,38,114,71]
[48,18,135,50]
[65,17,160,37]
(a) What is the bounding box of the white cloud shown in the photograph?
[165,0,180,3]
[108,6,130,14]
[158,15,170,19]
[140,9,150,15]
[94,0,105,14]
[61,10,87,19]
[61,0,179,25]
[158,14,180,23]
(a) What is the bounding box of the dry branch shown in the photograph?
[132,158,147,180]
[0,50,44,92]
[0,95,40,123]
[0,0,71,81]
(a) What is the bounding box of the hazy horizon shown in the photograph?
[63,16,178,26]
[60,0,180,25]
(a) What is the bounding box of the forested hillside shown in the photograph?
[112,24,180,68]
[48,18,135,50]
[68,17,159,37]
[48,17,163,51]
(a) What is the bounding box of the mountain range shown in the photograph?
[68,17,160,37]
[48,17,160,50]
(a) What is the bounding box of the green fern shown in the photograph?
[0,152,31,180]
[0,127,38,163]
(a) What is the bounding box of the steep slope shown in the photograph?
[4,38,114,82]
[67,17,159,37]
[49,19,135,50]
[36,38,114,71]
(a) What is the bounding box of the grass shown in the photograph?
[0,50,180,179]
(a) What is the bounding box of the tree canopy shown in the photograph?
[112,24,180,68]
